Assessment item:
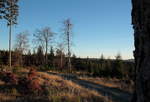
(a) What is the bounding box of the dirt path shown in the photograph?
[48,72,132,102]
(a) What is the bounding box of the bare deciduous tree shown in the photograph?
[14,31,29,53]
[14,31,29,66]
[57,43,65,69]
[33,27,55,65]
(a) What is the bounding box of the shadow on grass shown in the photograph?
[0,84,50,102]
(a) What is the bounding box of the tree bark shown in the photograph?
[66,19,72,71]
[132,0,150,102]
[60,52,63,68]
[45,41,48,65]
[9,20,12,69]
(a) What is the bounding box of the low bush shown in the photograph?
[12,66,21,74]
[28,68,37,80]
[0,71,18,85]
[18,69,42,95]
[41,81,51,96]
[38,65,55,71]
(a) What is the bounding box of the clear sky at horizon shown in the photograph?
[0,0,134,59]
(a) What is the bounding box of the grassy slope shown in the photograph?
[0,70,105,102]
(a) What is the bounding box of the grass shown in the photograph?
[37,72,104,100]
[79,77,134,93]
[0,69,105,102]
[0,67,133,102]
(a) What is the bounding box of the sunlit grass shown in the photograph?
[0,69,105,102]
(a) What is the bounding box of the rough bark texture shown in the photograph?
[132,0,150,102]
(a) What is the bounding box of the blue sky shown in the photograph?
[0,0,134,59]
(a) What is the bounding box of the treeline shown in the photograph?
[72,56,135,79]
[0,49,135,79]
[0,47,65,69]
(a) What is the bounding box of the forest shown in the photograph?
[0,49,134,79]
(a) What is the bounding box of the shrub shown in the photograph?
[18,69,42,95]
[18,77,29,94]
[41,81,51,96]
[0,71,5,80]
[12,66,20,74]
[28,78,42,95]
[11,88,18,95]
[18,77,42,95]
[28,68,37,80]
[38,65,52,71]
[0,71,18,85]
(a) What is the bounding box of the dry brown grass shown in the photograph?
[37,72,102,97]
[79,77,134,93]
[0,70,105,102]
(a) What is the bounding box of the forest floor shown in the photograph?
[48,71,133,102]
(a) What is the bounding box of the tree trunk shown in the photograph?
[9,20,12,69]
[132,0,150,102]
[60,52,63,68]
[45,41,48,65]
[67,24,71,72]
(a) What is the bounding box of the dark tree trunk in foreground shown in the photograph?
[132,0,150,102]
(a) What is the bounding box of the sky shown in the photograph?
[0,0,134,59]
